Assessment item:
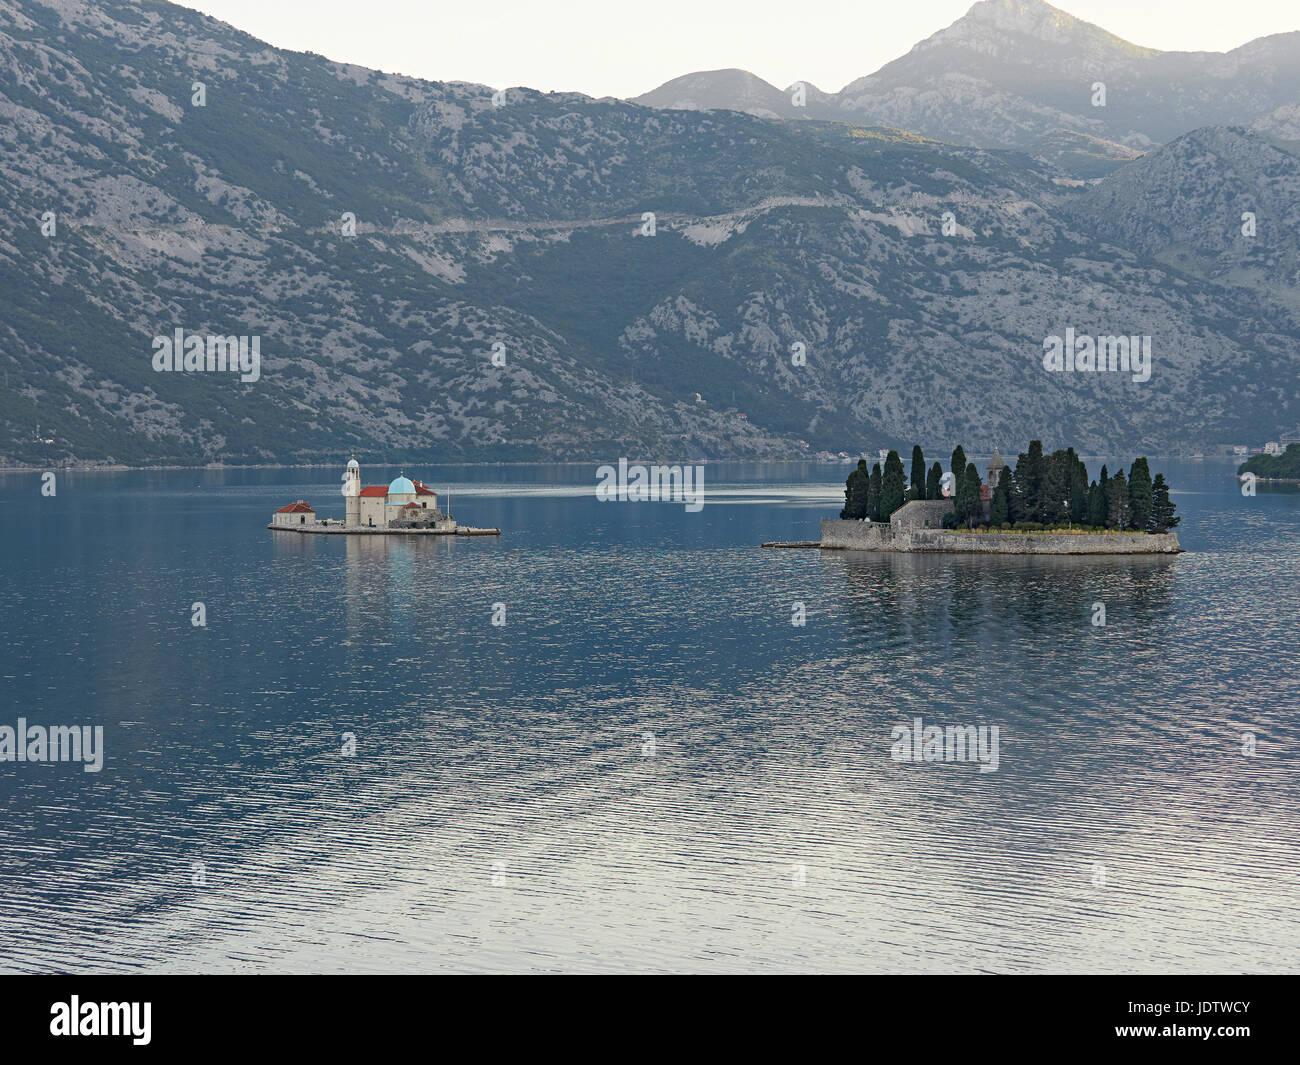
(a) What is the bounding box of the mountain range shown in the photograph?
[634,0,1300,161]
[0,0,1297,467]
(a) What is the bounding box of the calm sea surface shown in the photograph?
[1,458,1297,973]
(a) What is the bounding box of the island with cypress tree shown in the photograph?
[786,440,1182,554]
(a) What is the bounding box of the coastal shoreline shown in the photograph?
[0,453,1228,474]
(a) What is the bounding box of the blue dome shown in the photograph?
[387,475,415,496]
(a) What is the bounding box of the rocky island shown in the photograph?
[769,440,1182,555]
[269,460,500,536]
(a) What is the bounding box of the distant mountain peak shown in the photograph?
[633,68,780,111]
[631,67,834,119]
[914,0,1159,59]
[632,0,1299,157]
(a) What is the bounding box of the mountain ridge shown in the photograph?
[632,0,1300,159]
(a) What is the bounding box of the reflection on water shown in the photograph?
[836,551,1178,648]
[0,460,1297,973]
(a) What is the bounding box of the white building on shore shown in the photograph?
[271,500,316,527]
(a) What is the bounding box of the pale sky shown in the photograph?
[176,0,1299,99]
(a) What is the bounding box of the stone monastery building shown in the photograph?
[270,460,453,530]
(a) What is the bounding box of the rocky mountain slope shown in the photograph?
[1071,127,1300,309]
[1,0,1297,466]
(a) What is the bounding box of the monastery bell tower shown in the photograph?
[343,458,361,527]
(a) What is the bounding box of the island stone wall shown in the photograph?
[820,519,1181,554]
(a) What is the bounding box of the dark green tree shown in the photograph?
[1128,458,1154,532]
[958,461,983,528]
[1002,466,1025,524]
[840,459,869,519]
[1016,440,1046,522]
[953,464,971,525]
[951,445,967,487]
[1107,468,1130,530]
[910,445,926,500]
[1041,448,1071,524]
[990,474,1010,526]
[1092,466,1110,527]
[868,463,883,522]
[881,450,907,518]
[1069,456,1089,524]
[926,461,942,501]
[1150,473,1180,531]
[1086,480,1107,528]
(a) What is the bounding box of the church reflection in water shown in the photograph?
[341,534,464,643]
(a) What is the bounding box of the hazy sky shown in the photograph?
[177,0,1299,99]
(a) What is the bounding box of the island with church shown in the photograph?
[765,440,1182,554]
[268,459,500,536]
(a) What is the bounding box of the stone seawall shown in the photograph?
[819,520,1181,554]
[267,523,500,536]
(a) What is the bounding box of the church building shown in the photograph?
[889,448,1007,529]
[343,460,450,529]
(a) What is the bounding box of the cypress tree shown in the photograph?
[951,445,967,487]
[910,445,926,500]
[1128,458,1154,532]
[868,463,883,522]
[1016,440,1046,522]
[1087,479,1107,528]
[1002,465,1024,524]
[926,461,942,501]
[959,461,983,527]
[881,450,907,518]
[1107,469,1130,530]
[1070,457,1089,524]
[1094,465,1109,527]
[840,459,869,519]
[1042,449,1071,524]
[953,465,970,524]
[1150,473,1179,531]
[990,474,1010,526]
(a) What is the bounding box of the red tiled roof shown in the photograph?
[413,480,436,496]
[401,501,421,508]
[359,485,387,497]
[275,501,314,513]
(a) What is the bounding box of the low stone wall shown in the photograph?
[819,519,1181,554]
[267,522,499,536]
[820,520,893,549]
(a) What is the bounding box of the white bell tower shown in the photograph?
[343,458,361,527]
